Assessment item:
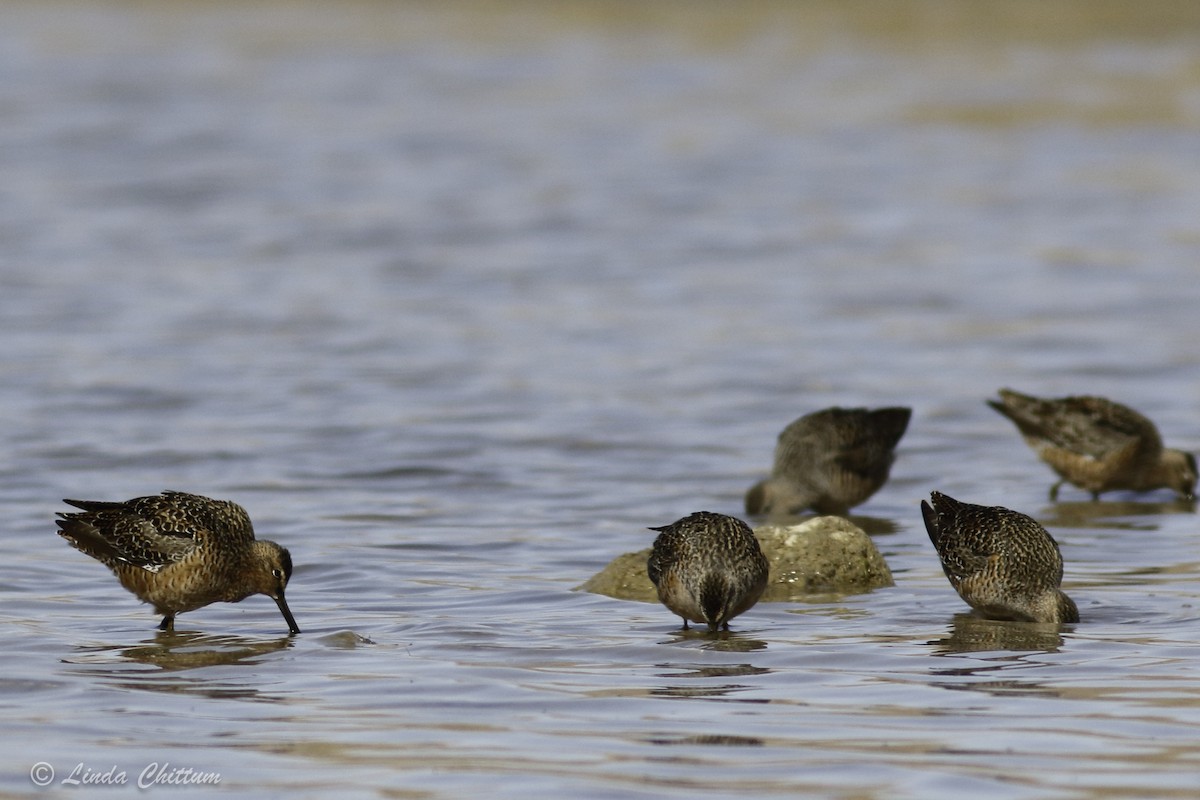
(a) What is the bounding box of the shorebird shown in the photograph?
[920,491,1078,624]
[56,491,300,634]
[745,406,911,516]
[987,389,1196,500]
[646,511,769,631]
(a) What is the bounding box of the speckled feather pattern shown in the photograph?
[56,491,299,633]
[647,511,769,631]
[921,491,1078,624]
[746,406,911,515]
[988,389,1196,499]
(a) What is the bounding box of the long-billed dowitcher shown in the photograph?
[56,491,300,634]
[920,491,1078,624]
[646,511,769,631]
[987,389,1196,500]
[745,406,911,516]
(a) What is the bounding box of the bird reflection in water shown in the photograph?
[62,631,297,699]
[1037,498,1195,530]
[929,612,1067,656]
[645,734,765,747]
[649,663,771,700]
[657,626,769,652]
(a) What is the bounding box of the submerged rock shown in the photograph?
[579,515,893,603]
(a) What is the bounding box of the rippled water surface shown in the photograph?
[3,2,1200,797]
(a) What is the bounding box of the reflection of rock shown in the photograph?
[579,516,893,603]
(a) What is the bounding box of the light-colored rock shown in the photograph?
[579,515,892,603]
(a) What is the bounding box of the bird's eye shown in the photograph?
[271,569,283,579]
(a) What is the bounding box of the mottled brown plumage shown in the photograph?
[745,406,911,516]
[988,389,1196,501]
[56,491,299,634]
[921,491,1078,624]
[646,511,769,631]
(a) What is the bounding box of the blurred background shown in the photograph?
[2,2,1200,798]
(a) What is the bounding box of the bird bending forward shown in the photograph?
[56,491,299,634]
[921,491,1077,624]
[647,511,769,631]
[745,406,911,516]
[987,389,1196,500]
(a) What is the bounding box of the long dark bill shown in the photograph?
[274,593,301,635]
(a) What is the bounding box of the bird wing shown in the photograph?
[57,508,200,572]
[1044,398,1160,460]
[994,393,1160,461]
[920,499,992,585]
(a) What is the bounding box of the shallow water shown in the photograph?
[3,2,1200,797]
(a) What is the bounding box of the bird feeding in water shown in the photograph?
[987,389,1196,501]
[745,406,911,516]
[56,491,299,634]
[646,511,769,632]
[920,490,1078,624]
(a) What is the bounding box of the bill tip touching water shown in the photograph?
[55,491,300,635]
[646,511,769,632]
[921,490,1078,625]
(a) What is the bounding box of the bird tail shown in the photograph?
[56,517,124,566]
